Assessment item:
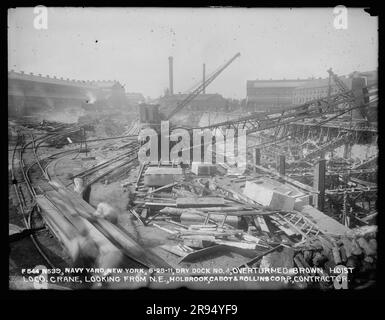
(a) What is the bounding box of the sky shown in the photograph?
[8,7,378,99]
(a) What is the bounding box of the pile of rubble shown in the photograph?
[123,162,377,289]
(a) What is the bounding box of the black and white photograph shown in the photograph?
[8,7,378,293]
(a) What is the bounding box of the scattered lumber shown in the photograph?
[160,206,263,216]
[144,201,177,208]
[181,235,216,241]
[180,212,241,229]
[178,229,240,237]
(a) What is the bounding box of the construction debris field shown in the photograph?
[6,6,380,298]
[8,80,378,290]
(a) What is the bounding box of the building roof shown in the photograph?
[247,79,312,88]
[294,77,351,90]
[8,70,119,89]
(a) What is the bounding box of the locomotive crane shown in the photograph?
[139,52,241,131]
[165,52,241,120]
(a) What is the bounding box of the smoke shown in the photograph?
[86,91,96,104]
[40,108,85,124]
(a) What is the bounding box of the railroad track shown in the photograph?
[67,141,140,186]
[10,128,70,268]
[11,120,170,279]
[10,122,96,267]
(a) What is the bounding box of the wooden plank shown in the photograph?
[214,240,258,250]
[181,235,216,241]
[161,206,263,216]
[145,202,177,208]
[188,224,217,229]
[179,229,240,237]
[254,216,270,233]
[176,197,225,208]
[147,182,178,194]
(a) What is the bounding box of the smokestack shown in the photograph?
[203,63,206,94]
[168,56,174,95]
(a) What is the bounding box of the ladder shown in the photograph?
[278,211,322,238]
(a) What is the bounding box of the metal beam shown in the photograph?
[313,159,326,211]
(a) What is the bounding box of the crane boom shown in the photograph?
[166,52,241,120]
[327,68,352,95]
[196,83,377,134]
[328,68,370,121]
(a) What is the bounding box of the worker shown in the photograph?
[126,186,136,208]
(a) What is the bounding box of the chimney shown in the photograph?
[168,56,174,95]
[203,63,206,94]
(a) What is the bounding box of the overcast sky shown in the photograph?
[8,7,378,99]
